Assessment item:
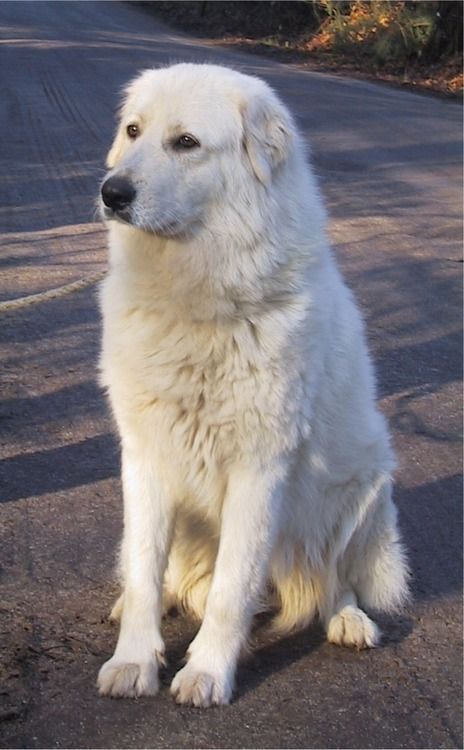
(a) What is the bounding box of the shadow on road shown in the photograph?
[0,433,118,504]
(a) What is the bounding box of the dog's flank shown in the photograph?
[97,63,409,706]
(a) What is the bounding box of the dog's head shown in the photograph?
[100,64,295,238]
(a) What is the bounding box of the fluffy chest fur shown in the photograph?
[100,272,312,507]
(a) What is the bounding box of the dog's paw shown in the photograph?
[97,658,159,698]
[170,663,232,707]
[327,605,380,649]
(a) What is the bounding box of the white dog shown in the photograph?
[97,63,409,707]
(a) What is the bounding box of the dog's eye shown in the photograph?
[175,134,200,150]
[126,124,139,140]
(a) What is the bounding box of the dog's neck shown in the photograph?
[104,160,330,323]
[106,220,324,324]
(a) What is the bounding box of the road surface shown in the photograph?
[0,2,462,748]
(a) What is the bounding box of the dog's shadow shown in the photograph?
[160,608,413,700]
[237,617,327,699]
[237,610,413,700]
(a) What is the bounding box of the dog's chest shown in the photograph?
[104,310,299,472]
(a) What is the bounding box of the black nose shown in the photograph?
[101,176,136,212]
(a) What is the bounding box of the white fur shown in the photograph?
[97,63,409,706]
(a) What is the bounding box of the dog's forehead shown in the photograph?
[125,67,244,141]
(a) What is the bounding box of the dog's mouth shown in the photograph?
[102,204,190,239]
[102,205,132,225]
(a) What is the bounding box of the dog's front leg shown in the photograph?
[171,462,284,707]
[98,448,173,698]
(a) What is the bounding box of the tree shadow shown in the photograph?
[0,433,118,503]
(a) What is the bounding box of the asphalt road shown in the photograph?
[0,2,462,748]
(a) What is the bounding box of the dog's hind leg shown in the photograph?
[348,483,410,616]
[323,477,409,649]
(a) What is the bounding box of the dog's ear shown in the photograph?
[241,92,294,185]
[106,125,126,169]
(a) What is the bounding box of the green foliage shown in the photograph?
[312,1,462,68]
[373,10,433,65]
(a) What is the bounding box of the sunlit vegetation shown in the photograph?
[149,1,463,96]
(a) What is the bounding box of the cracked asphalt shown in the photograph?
[0,2,462,748]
